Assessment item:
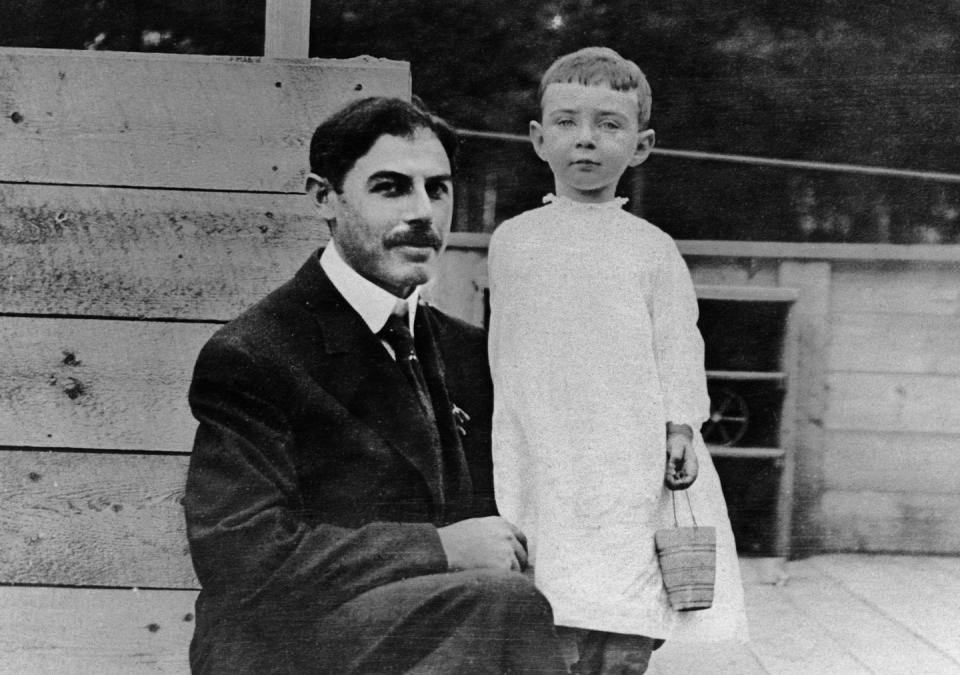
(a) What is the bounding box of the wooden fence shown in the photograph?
[0,46,408,673]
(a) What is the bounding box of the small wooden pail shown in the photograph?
[654,491,716,611]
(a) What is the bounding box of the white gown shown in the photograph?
[488,195,749,641]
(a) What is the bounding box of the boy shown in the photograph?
[488,47,748,674]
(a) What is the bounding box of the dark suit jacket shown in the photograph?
[183,251,495,670]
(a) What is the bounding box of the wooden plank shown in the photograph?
[448,234,960,264]
[829,311,960,375]
[0,450,195,588]
[0,47,409,192]
[818,490,960,554]
[0,586,195,674]
[823,430,960,494]
[649,639,765,674]
[688,260,781,289]
[926,555,960,581]
[265,0,311,58]
[809,554,960,666]
[694,285,799,303]
[0,182,322,319]
[708,445,786,460]
[778,261,831,556]
[0,318,213,451]
[775,556,960,673]
[738,569,870,673]
[680,240,960,263]
[831,262,960,316]
[707,370,787,381]
[825,372,960,435]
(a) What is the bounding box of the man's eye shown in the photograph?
[371,181,404,195]
[427,182,451,200]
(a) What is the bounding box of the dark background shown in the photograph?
[4,0,960,241]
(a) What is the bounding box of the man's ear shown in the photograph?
[529,120,548,162]
[306,173,337,220]
[629,129,656,167]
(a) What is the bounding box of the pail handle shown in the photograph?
[671,490,699,528]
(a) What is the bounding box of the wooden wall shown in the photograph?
[0,47,409,672]
[433,239,960,557]
[822,260,960,553]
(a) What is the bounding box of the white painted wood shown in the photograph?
[825,372,960,435]
[446,233,960,264]
[809,554,960,666]
[265,0,312,58]
[818,490,960,553]
[829,311,960,375]
[824,430,960,493]
[831,264,960,316]
[780,556,960,673]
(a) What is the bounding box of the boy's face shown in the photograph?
[531,82,654,203]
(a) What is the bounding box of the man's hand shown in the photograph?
[437,516,528,572]
[664,428,699,490]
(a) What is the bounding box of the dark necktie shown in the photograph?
[380,305,436,422]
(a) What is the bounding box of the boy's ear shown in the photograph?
[629,129,656,167]
[306,173,337,220]
[529,120,548,162]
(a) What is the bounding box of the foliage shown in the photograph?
[2,0,959,241]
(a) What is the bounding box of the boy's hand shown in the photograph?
[664,425,698,490]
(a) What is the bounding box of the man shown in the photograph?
[183,97,568,674]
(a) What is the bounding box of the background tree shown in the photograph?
[3,0,958,241]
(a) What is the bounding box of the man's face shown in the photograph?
[322,129,453,298]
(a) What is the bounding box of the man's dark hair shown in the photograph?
[309,97,459,192]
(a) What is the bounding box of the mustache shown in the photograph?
[385,229,443,250]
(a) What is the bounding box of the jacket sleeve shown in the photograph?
[183,334,449,614]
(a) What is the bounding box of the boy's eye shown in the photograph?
[599,119,622,131]
[555,118,575,127]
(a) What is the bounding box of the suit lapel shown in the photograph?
[291,256,446,512]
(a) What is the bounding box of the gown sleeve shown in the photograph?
[649,236,711,429]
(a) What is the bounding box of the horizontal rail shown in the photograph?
[457,129,960,184]
[707,445,786,460]
[706,370,788,382]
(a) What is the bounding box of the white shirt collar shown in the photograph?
[320,243,419,334]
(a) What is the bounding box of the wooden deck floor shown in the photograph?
[650,554,960,674]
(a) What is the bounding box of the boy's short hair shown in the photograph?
[539,47,652,129]
[309,97,458,192]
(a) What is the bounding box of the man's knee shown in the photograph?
[456,569,555,623]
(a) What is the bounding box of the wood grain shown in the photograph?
[0,48,409,192]
[831,262,960,316]
[0,450,196,588]
[829,311,960,375]
[0,586,195,674]
[809,555,960,665]
[825,372,960,435]
[824,430,960,493]
[0,317,214,451]
[0,182,323,320]
[818,489,960,553]
[779,556,960,673]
